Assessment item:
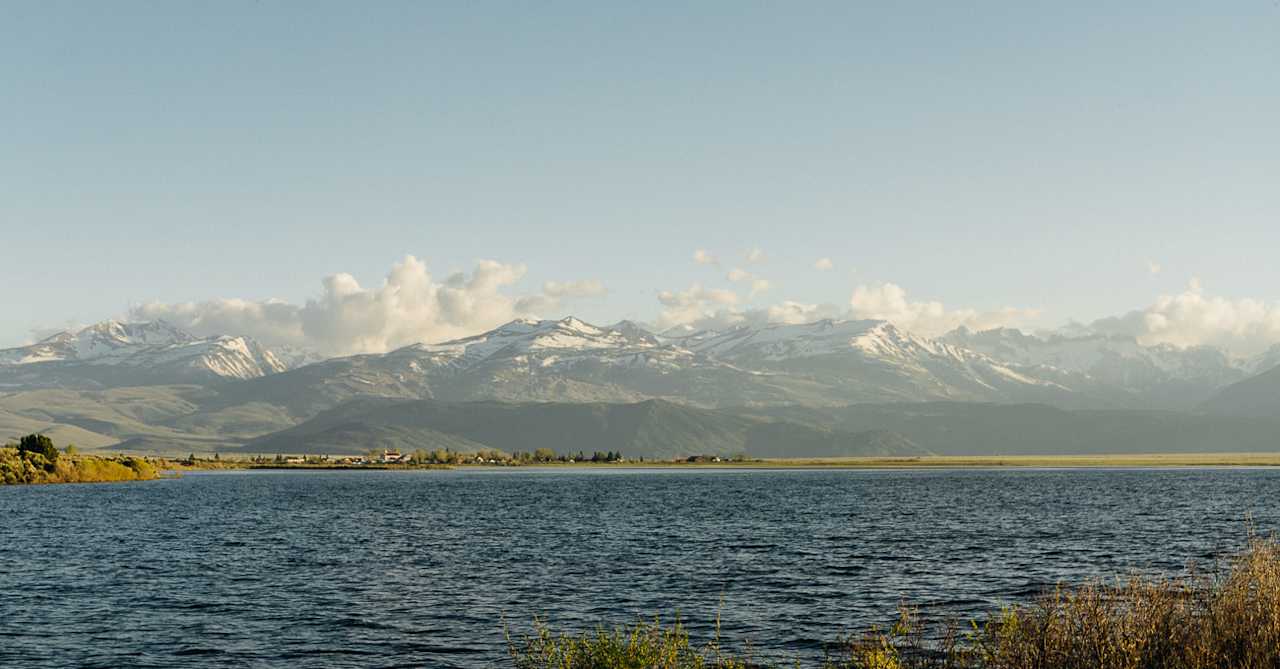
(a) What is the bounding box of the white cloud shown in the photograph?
[654,277,1280,357]
[657,284,738,309]
[765,301,845,324]
[814,257,834,271]
[744,248,766,264]
[849,282,1041,337]
[723,269,768,298]
[654,284,740,330]
[24,322,84,345]
[655,298,844,334]
[131,255,601,356]
[543,279,607,299]
[692,249,718,266]
[1147,260,1163,275]
[654,278,1037,337]
[1085,279,1280,356]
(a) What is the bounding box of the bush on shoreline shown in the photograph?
[1,435,159,485]
[509,535,1280,669]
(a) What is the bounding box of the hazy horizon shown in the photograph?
[4,3,1278,356]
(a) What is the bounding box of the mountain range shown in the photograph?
[0,320,302,389]
[241,397,926,461]
[2,317,1278,456]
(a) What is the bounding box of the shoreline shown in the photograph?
[164,452,1280,472]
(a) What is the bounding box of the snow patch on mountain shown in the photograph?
[938,325,1254,408]
[941,326,1244,380]
[0,320,304,382]
[401,317,696,374]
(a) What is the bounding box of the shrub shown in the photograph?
[17,433,58,470]
[512,536,1280,669]
[1,436,159,485]
[121,456,156,480]
[508,616,752,669]
[827,534,1280,669]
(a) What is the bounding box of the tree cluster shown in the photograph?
[508,449,625,463]
[2,434,154,485]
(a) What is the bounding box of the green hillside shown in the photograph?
[736,402,1280,455]
[241,398,925,460]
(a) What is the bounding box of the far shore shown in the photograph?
[755,452,1280,468]
[163,452,1280,472]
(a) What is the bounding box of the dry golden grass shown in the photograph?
[507,615,754,669]
[832,534,1280,668]
[513,536,1280,669]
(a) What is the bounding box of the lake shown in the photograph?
[2,467,1277,667]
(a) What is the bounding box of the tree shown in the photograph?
[533,447,556,462]
[18,434,58,461]
[65,444,78,456]
[17,434,58,472]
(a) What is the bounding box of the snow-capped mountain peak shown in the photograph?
[0,320,303,386]
[939,325,1251,408]
[414,317,663,368]
[16,319,195,364]
[8,314,1260,410]
[690,318,908,360]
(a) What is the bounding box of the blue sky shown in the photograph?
[2,2,1278,354]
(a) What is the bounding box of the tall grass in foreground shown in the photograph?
[509,535,1280,669]
[508,615,755,669]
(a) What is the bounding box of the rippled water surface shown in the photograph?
[3,467,1279,667]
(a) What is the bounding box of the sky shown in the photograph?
[2,2,1278,356]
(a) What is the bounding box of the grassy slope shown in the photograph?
[241,423,488,457]
[737,402,1280,455]
[240,398,923,459]
[6,379,1280,459]
[0,386,292,453]
[1201,364,1280,417]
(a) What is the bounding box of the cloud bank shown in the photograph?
[123,257,1280,360]
[654,284,740,331]
[130,256,602,356]
[849,283,1042,337]
[1085,279,1280,356]
[653,278,1038,338]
